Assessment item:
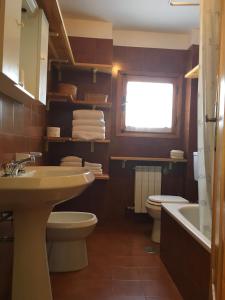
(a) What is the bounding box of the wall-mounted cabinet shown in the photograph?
[0,0,22,84]
[20,7,49,104]
[0,0,49,105]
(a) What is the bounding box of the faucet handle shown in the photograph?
[30,152,42,158]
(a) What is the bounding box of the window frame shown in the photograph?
[115,71,183,138]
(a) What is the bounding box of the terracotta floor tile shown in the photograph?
[110,255,161,267]
[112,280,144,296]
[139,267,160,280]
[112,266,140,280]
[141,280,182,299]
[51,219,183,300]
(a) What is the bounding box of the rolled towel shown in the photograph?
[60,161,82,167]
[72,119,105,127]
[73,125,105,134]
[72,131,105,141]
[84,162,102,168]
[61,156,82,163]
[73,110,104,120]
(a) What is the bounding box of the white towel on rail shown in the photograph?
[72,125,105,134]
[73,110,104,120]
[72,119,105,127]
[72,131,105,140]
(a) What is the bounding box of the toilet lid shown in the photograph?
[147,195,188,205]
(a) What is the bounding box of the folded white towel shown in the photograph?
[72,119,105,127]
[61,156,82,163]
[73,110,104,120]
[84,162,102,168]
[72,131,105,141]
[87,169,103,175]
[93,170,103,175]
[73,125,105,133]
[60,162,82,167]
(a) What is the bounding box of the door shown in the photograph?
[211,0,225,298]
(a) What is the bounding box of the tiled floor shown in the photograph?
[51,217,183,300]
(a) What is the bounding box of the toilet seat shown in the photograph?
[146,195,188,206]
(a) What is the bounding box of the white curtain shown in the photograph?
[198,0,220,239]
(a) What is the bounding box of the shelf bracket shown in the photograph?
[92,68,97,84]
[91,142,95,153]
[44,141,49,153]
[122,160,126,168]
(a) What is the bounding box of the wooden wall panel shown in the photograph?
[48,42,198,220]
[69,36,113,65]
[0,92,46,163]
[183,45,199,202]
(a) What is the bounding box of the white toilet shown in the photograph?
[145,195,189,243]
[46,211,97,272]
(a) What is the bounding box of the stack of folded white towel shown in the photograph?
[60,156,82,167]
[84,161,103,175]
[59,156,103,176]
[72,110,105,140]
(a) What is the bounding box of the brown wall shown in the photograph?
[183,45,199,202]
[48,38,198,221]
[0,92,46,164]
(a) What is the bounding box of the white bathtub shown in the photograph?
[162,203,211,252]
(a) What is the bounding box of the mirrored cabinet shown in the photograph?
[0,0,49,104]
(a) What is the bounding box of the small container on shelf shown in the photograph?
[170,150,184,160]
[84,93,108,103]
[57,83,77,99]
[47,127,60,138]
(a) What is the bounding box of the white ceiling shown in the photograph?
[58,0,199,33]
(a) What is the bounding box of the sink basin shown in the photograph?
[0,166,94,300]
[0,166,95,209]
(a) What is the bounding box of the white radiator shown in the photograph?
[134,166,162,213]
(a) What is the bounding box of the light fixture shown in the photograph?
[169,0,199,6]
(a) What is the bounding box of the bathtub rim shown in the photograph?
[162,203,211,252]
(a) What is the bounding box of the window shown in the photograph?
[116,72,182,138]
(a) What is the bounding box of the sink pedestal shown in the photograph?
[12,207,53,300]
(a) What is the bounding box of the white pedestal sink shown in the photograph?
[0,166,94,300]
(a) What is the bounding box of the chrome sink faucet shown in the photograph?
[2,152,42,177]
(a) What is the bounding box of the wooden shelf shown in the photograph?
[95,174,110,180]
[73,63,112,74]
[71,139,110,144]
[74,100,112,109]
[47,92,75,103]
[47,93,112,109]
[61,62,113,75]
[45,137,71,142]
[185,65,199,79]
[110,156,187,163]
[45,137,110,144]
[36,0,75,65]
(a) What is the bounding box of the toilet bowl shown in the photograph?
[47,211,97,272]
[145,195,189,243]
